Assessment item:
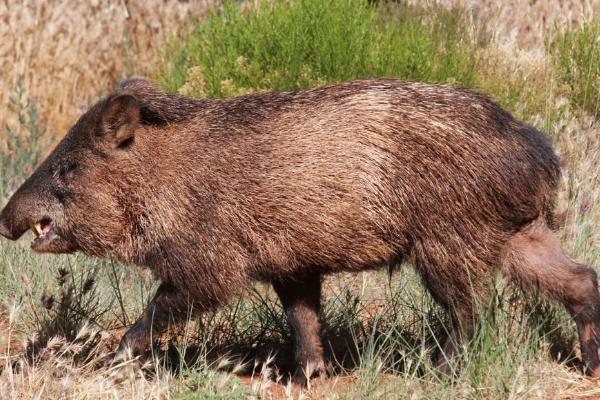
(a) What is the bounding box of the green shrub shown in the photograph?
[158,0,487,98]
[552,21,600,117]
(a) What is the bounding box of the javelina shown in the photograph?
[1,78,599,382]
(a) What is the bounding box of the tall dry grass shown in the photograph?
[0,0,214,142]
[475,0,599,49]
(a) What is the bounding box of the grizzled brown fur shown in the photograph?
[1,78,599,382]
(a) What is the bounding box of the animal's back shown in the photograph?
[178,79,561,279]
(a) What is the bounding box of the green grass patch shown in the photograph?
[551,21,600,118]
[158,0,564,126]
[174,369,251,400]
[158,0,488,98]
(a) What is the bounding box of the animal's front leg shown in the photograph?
[116,281,182,358]
[272,271,326,384]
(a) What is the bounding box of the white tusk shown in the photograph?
[34,223,42,235]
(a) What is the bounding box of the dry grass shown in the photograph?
[0,0,213,142]
[0,324,174,399]
[440,0,600,50]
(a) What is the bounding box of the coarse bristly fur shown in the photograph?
[1,78,599,384]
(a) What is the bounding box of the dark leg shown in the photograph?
[504,220,600,377]
[413,239,483,374]
[421,276,476,374]
[272,272,325,384]
[434,317,475,374]
[116,282,184,358]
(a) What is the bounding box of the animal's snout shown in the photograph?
[0,215,15,240]
[0,186,40,241]
[0,203,23,240]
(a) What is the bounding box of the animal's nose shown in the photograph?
[0,199,29,241]
[0,214,16,240]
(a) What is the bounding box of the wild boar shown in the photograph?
[1,78,598,383]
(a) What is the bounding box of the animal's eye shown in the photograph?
[54,187,69,204]
[58,161,78,181]
[116,135,134,150]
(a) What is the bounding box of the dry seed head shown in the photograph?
[41,292,55,310]
[57,268,69,286]
[82,277,95,294]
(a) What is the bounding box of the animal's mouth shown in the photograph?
[29,217,77,254]
[30,218,57,249]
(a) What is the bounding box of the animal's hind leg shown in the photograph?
[413,241,485,374]
[420,276,478,373]
[504,219,600,377]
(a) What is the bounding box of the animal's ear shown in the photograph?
[100,94,140,149]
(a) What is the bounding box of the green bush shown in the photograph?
[552,21,600,117]
[158,0,487,98]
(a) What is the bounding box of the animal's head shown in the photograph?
[0,85,150,256]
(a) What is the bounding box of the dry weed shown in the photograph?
[0,327,173,399]
[427,0,600,50]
